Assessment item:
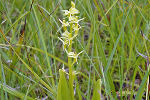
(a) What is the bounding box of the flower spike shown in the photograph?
[59,1,84,64]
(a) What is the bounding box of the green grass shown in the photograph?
[0,0,150,99]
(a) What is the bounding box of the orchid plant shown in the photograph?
[57,1,84,100]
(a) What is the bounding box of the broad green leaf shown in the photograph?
[92,79,101,100]
[57,69,70,100]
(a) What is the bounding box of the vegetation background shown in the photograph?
[0,0,150,99]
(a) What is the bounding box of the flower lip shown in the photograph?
[59,19,69,27]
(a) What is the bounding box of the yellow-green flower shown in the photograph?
[59,19,69,27]
[65,50,84,63]
[62,10,70,16]
[69,1,79,15]
[62,30,71,38]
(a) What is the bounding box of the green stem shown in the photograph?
[69,61,74,100]
[68,23,74,100]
